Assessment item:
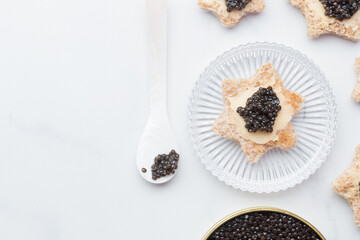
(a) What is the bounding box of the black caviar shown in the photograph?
[141,168,147,173]
[237,87,281,133]
[225,0,252,12]
[320,0,360,21]
[151,150,179,180]
[208,211,322,240]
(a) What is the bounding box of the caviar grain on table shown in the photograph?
[151,150,179,181]
[320,0,360,21]
[208,211,321,240]
[225,0,252,12]
[237,87,281,133]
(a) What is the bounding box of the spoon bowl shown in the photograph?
[136,113,179,184]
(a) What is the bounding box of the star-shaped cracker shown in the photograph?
[289,0,360,41]
[352,58,360,102]
[213,63,305,163]
[332,145,360,228]
[198,0,265,27]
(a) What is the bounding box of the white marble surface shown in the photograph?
[0,0,360,239]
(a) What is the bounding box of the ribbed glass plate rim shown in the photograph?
[188,42,338,193]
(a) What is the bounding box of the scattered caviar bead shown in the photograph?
[151,150,179,180]
[141,168,147,173]
[320,0,360,21]
[208,211,321,240]
[237,87,281,133]
[225,0,252,12]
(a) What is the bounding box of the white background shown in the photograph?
[0,0,359,239]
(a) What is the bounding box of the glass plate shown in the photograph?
[188,43,337,193]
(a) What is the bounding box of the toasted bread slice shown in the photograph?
[352,58,360,102]
[289,0,360,41]
[332,145,360,228]
[213,63,305,163]
[198,0,265,27]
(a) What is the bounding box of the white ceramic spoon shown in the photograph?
[136,0,179,184]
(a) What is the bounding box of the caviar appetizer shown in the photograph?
[332,145,360,228]
[289,0,360,41]
[208,211,322,240]
[213,63,305,163]
[151,150,179,181]
[352,58,360,102]
[198,0,265,27]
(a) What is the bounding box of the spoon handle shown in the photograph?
[147,0,167,115]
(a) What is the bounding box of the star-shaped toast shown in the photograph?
[198,0,265,27]
[289,0,360,41]
[352,58,360,102]
[332,145,360,228]
[212,63,305,163]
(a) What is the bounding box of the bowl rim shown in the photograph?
[202,207,326,240]
[188,42,338,193]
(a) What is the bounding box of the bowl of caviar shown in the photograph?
[189,42,337,193]
[203,207,325,240]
